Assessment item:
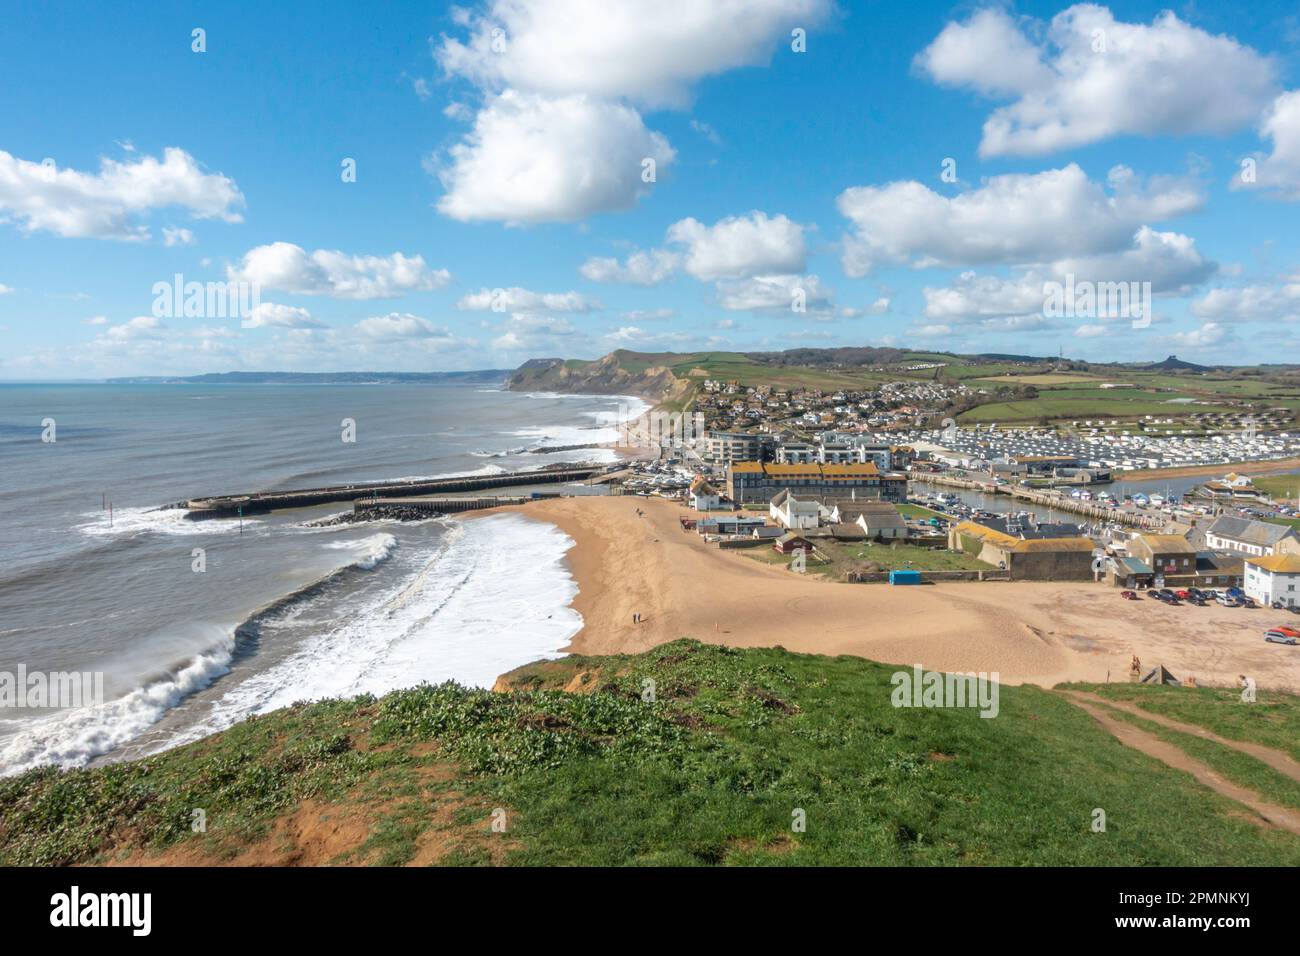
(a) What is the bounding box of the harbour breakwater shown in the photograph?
[179,465,609,519]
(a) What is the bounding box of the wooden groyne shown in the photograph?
[184,466,605,519]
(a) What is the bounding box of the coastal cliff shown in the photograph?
[507,350,690,406]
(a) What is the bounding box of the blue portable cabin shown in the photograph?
[889,569,922,585]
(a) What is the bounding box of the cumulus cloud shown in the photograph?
[1191,276,1300,323]
[229,243,451,299]
[490,312,579,350]
[1171,321,1230,348]
[579,249,680,285]
[0,283,12,295]
[243,302,326,329]
[162,226,196,247]
[435,91,674,225]
[837,163,1202,276]
[666,211,807,280]
[923,228,1216,323]
[457,286,599,312]
[715,273,834,313]
[917,5,1278,156]
[435,0,833,108]
[580,210,808,294]
[432,1,828,224]
[354,313,457,340]
[0,147,245,240]
[1237,90,1300,200]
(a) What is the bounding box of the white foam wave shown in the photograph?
[162,513,580,748]
[0,629,236,776]
[76,507,256,539]
[324,532,397,570]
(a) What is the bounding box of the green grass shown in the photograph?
[5,641,1300,866]
[743,538,990,579]
[1250,473,1300,502]
[897,503,949,521]
[1062,682,1300,762]
[1097,705,1300,814]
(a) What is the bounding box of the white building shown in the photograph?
[1205,515,1300,557]
[770,490,821,530]
[689,477,722,511]
[1243,554,1300,607]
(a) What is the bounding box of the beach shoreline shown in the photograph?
[464,495,1300,692]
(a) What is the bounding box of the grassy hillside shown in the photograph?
[3,640,1298,866]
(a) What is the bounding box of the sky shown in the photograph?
[2,0,1300,378]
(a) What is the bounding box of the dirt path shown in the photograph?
[1065,691,1300,783]
[1060,691,1300,835]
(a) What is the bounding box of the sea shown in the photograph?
[0,380,647,776]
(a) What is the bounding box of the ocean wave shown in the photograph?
[75,506,255,539]
[0,627,237,777]
[156,514,579,750]
[324,532,397,570]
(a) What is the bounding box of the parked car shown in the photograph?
[1265,630,1299,645]
[1175,589,1191,600]
[1216,594,1240,607]
[1272,625,1300,638]
[1121,590,1139,601]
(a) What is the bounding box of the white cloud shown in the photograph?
[457,286,599,312]
[0,147,245,240]
[579,249,680,285]
[432,1,828,224]
[917,6,1278,157]
[354,313,456,340]
[84,315,108,325]
[1171,321,1230,348]
[435,0,833,108]
[0,283,12,295]
[101,316,167,342]
[1238,90,1300,200]
[837,298,891,318]
[162,226,196,247]
[715,273,833,313]
[1191,277,1300,323]
[244,302,327,329]
[490,312,579,350]
[924,228,1216,323]
[666,211,807,281]
[1075,324,1108,338]
[435,90,674,224]
[618,308,675,321]
[229,243,451,299]
[837,163,1202,276]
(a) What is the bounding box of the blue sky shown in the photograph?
[2,0,1300,378]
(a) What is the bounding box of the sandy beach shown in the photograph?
[471,495,1300,692]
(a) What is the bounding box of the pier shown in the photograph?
[183,465,607,518]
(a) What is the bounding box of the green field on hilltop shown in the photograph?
[956,387,1240,423]
[5,641,1298,866]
